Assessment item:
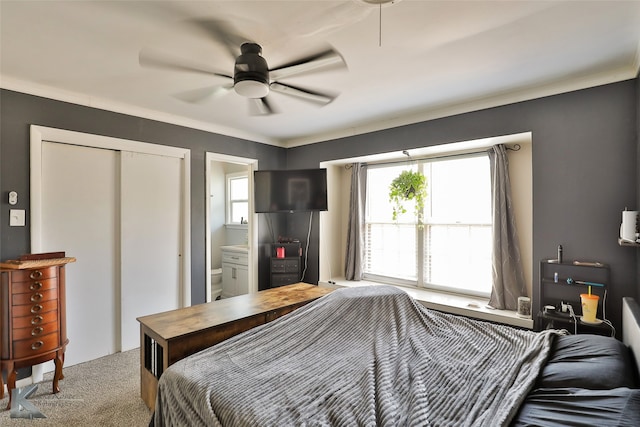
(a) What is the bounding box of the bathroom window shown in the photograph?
[227,173,249,224]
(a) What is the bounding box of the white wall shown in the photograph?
[210,160,226,269]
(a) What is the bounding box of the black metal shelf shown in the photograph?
[537,259,610,333]
[537,311,614,336]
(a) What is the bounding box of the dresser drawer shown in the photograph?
[14,320,59,342]
[13,331,60,359]
[11,278,57,295]
[12,288,58,306]
[271,273,300,287]
[271,258,299,273]
[10,266,58,283]
[12,310,59,329]
[222,252,248,265]
[11,299,58,317]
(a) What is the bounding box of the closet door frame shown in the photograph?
[29,125,191,386]
[30,125,191,306]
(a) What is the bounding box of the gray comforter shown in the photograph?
[153,286,560,427]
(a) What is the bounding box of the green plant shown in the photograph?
[389,169,428,224]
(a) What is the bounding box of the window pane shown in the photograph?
[367,165,418,223]
[365,223,417,281]
[230,177,248,200]
[424,224,492,295]
[428,156,491,223]
[231,201,248,223]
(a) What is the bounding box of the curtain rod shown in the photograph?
[345,143,521,170]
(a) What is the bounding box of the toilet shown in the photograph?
[211,268,222,300]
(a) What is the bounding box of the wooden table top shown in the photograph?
[137,283,332,341]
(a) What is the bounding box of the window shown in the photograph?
[226,173,248,224]
[364,154,492,297]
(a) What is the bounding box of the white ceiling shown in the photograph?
[1,1,639,147]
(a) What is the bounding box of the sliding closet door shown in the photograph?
[119,151,182,351]
[41,141,119,366]
[38,142,184,363]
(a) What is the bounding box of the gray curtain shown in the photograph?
[345,163,367,280]
[487,145,527,310]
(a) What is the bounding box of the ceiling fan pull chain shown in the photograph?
[379,3,382,47]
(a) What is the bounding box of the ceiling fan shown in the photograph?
[139,18,347,115]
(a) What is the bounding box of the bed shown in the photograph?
[151,286,640,427]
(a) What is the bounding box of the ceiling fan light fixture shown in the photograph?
[233,42,270,98]
[234,80,269,98]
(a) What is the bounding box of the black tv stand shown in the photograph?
[270,242,302,288]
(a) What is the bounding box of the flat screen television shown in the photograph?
[254,168,328,213]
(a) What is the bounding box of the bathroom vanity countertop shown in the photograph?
[220,245,249,253]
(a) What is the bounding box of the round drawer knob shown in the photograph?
[30,271,43,280]
[30,281,43,291]
[31,341,44,350]
[32,326,44,336]
[31,304,43,314]
[31,293,43,302]
[31,315,44,325]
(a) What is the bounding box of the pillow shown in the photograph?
[512,387,640,427]
[536,334,638,389]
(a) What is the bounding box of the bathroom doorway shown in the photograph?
[205,152,258,302]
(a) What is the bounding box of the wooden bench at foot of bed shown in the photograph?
[137,283,333,410]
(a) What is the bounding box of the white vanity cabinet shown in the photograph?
[221,246,249,298]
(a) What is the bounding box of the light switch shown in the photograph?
[9,209,25,227]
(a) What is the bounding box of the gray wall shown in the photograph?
[0,89,286,304]
[635,74,640,296]
[1,78,638,332]
[637,74,640,290]
[287,79,639,333]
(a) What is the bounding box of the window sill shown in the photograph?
[318,278,533,330]
[225,223,248,230]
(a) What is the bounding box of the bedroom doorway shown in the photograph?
[205,152,258,302]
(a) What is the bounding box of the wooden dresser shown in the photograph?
[0,257,75,408]
[137,282,333,410]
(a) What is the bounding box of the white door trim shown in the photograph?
[205,152,258,300]
[29,125,192,305]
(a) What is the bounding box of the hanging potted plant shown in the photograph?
[389,169,428,225]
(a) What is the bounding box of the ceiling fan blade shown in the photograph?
[269,48,346,80]
[248,97,277,116]
[173,83,233,104]
[269,82,337,105]
[139,48,232,79]
[186,18,248,61]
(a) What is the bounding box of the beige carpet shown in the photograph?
[0,349,152,426]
